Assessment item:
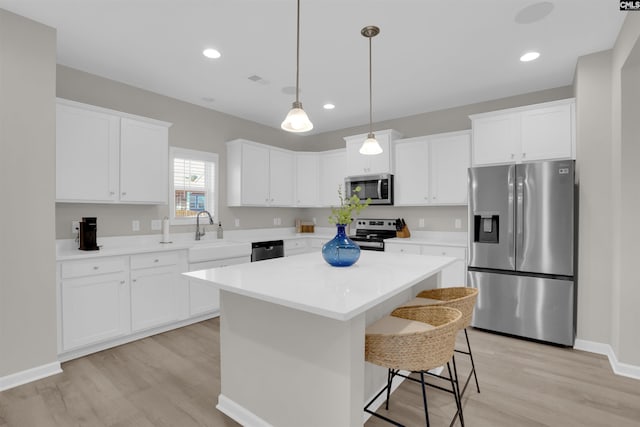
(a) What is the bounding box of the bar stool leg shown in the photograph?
[419,371,430,427]
[447,362,464,427]
[464,328,480,393]
[385,369,393,410]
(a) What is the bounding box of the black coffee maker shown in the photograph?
[79,217,99,251]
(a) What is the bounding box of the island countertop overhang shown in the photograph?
[183,251,456,321]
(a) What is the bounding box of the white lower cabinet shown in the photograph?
[58,250,191,358]
[284,238,310,256]
[188,256,250,316]
[60,256,130,351]
[130,251,188,332]
[385,243,467,286]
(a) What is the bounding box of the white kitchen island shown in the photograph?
[184,251,455,427]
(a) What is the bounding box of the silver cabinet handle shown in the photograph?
[522,152,527,158]
[132,279,137,283]
[120,280,125,285]
[122,192,127,196]
[93,266,99,270]
[109,191,115,196]
[154,259,159,263]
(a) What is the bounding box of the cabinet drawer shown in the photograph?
[131,252,181,270]
[420,246,466,259]
[61,257,127,279]
[386,243,421,254]
[284,239,308,250]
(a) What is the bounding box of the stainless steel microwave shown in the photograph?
[345,174,393,205]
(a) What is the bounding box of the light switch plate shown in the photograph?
[234,218,240,227]
[132,220,140,232]
[419,218,425,228]
[71,220,79,236]
[455,218,462,229]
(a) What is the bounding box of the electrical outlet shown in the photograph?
[132,220,140,232]
[151,219,162,230]
[419,218,425,228]
[276,217,282,226]
[454,218,462,229]
[234,218,240,227]
[71,220,79,236]
[273,217,278,225]
[312,217,317,225]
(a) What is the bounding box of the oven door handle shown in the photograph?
[377,179,382,200]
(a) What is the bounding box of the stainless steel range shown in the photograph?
[349,218,398,251]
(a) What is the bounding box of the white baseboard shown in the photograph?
[0,361,62,392]
[217,393,274,427]
[574,339,640,380]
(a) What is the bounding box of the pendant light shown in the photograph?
[281,0,313,133]
[360,25,382,155]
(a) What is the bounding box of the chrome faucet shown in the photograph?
[195,210,214,240]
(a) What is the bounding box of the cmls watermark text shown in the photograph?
[620,1,640,10]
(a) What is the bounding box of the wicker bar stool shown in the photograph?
[364,305,464,427]
[402,287,480,398]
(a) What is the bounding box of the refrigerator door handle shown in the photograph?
[516,174,524,261]
[507,165,516,268]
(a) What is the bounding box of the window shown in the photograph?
[169,147,218,224]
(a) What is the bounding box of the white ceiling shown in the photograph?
[0,0,626,134]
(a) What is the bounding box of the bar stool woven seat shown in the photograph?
[401,287,481,399]
[364,306,464,426]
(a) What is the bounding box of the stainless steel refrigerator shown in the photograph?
[467,160,576,346]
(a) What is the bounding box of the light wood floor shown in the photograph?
[1,318,639,426]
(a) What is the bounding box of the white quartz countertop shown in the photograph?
[184,251,455,321]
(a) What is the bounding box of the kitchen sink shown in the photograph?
[188,240,251,263]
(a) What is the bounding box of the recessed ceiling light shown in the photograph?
[520,51,540,62]
[323,103,335,110]
[203,48,221,59]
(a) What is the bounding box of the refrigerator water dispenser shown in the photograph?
[473,214,499,243]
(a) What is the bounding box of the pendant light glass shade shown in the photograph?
[360,133,383,155]
[282,0,313,133]
[360,25,381,155]
[282,101,313,132]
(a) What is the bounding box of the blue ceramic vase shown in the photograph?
[322,224,361,267]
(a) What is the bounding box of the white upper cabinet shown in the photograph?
[56,103,120,202]
[268,149,295,206]
[226,139,295,207]
[520,104,573,161]
[394,137,430,205]
[470,98,575,166]
[295,153,319,207]
[227,139,344,208]
[394,130,470,206]
[119,118,169,203]
[344,129,402,176]
[429,132,471,204]
[318,149,347,207]
[56,98,171,204]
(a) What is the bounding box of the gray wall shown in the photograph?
[574,13,640,367]
[55,66,572,237]
[574,50,613,345]
[613,13,640,366]
[0,10,57,377]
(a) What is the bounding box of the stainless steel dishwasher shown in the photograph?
[251,240,284,262]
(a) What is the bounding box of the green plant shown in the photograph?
[328,185,371,225]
